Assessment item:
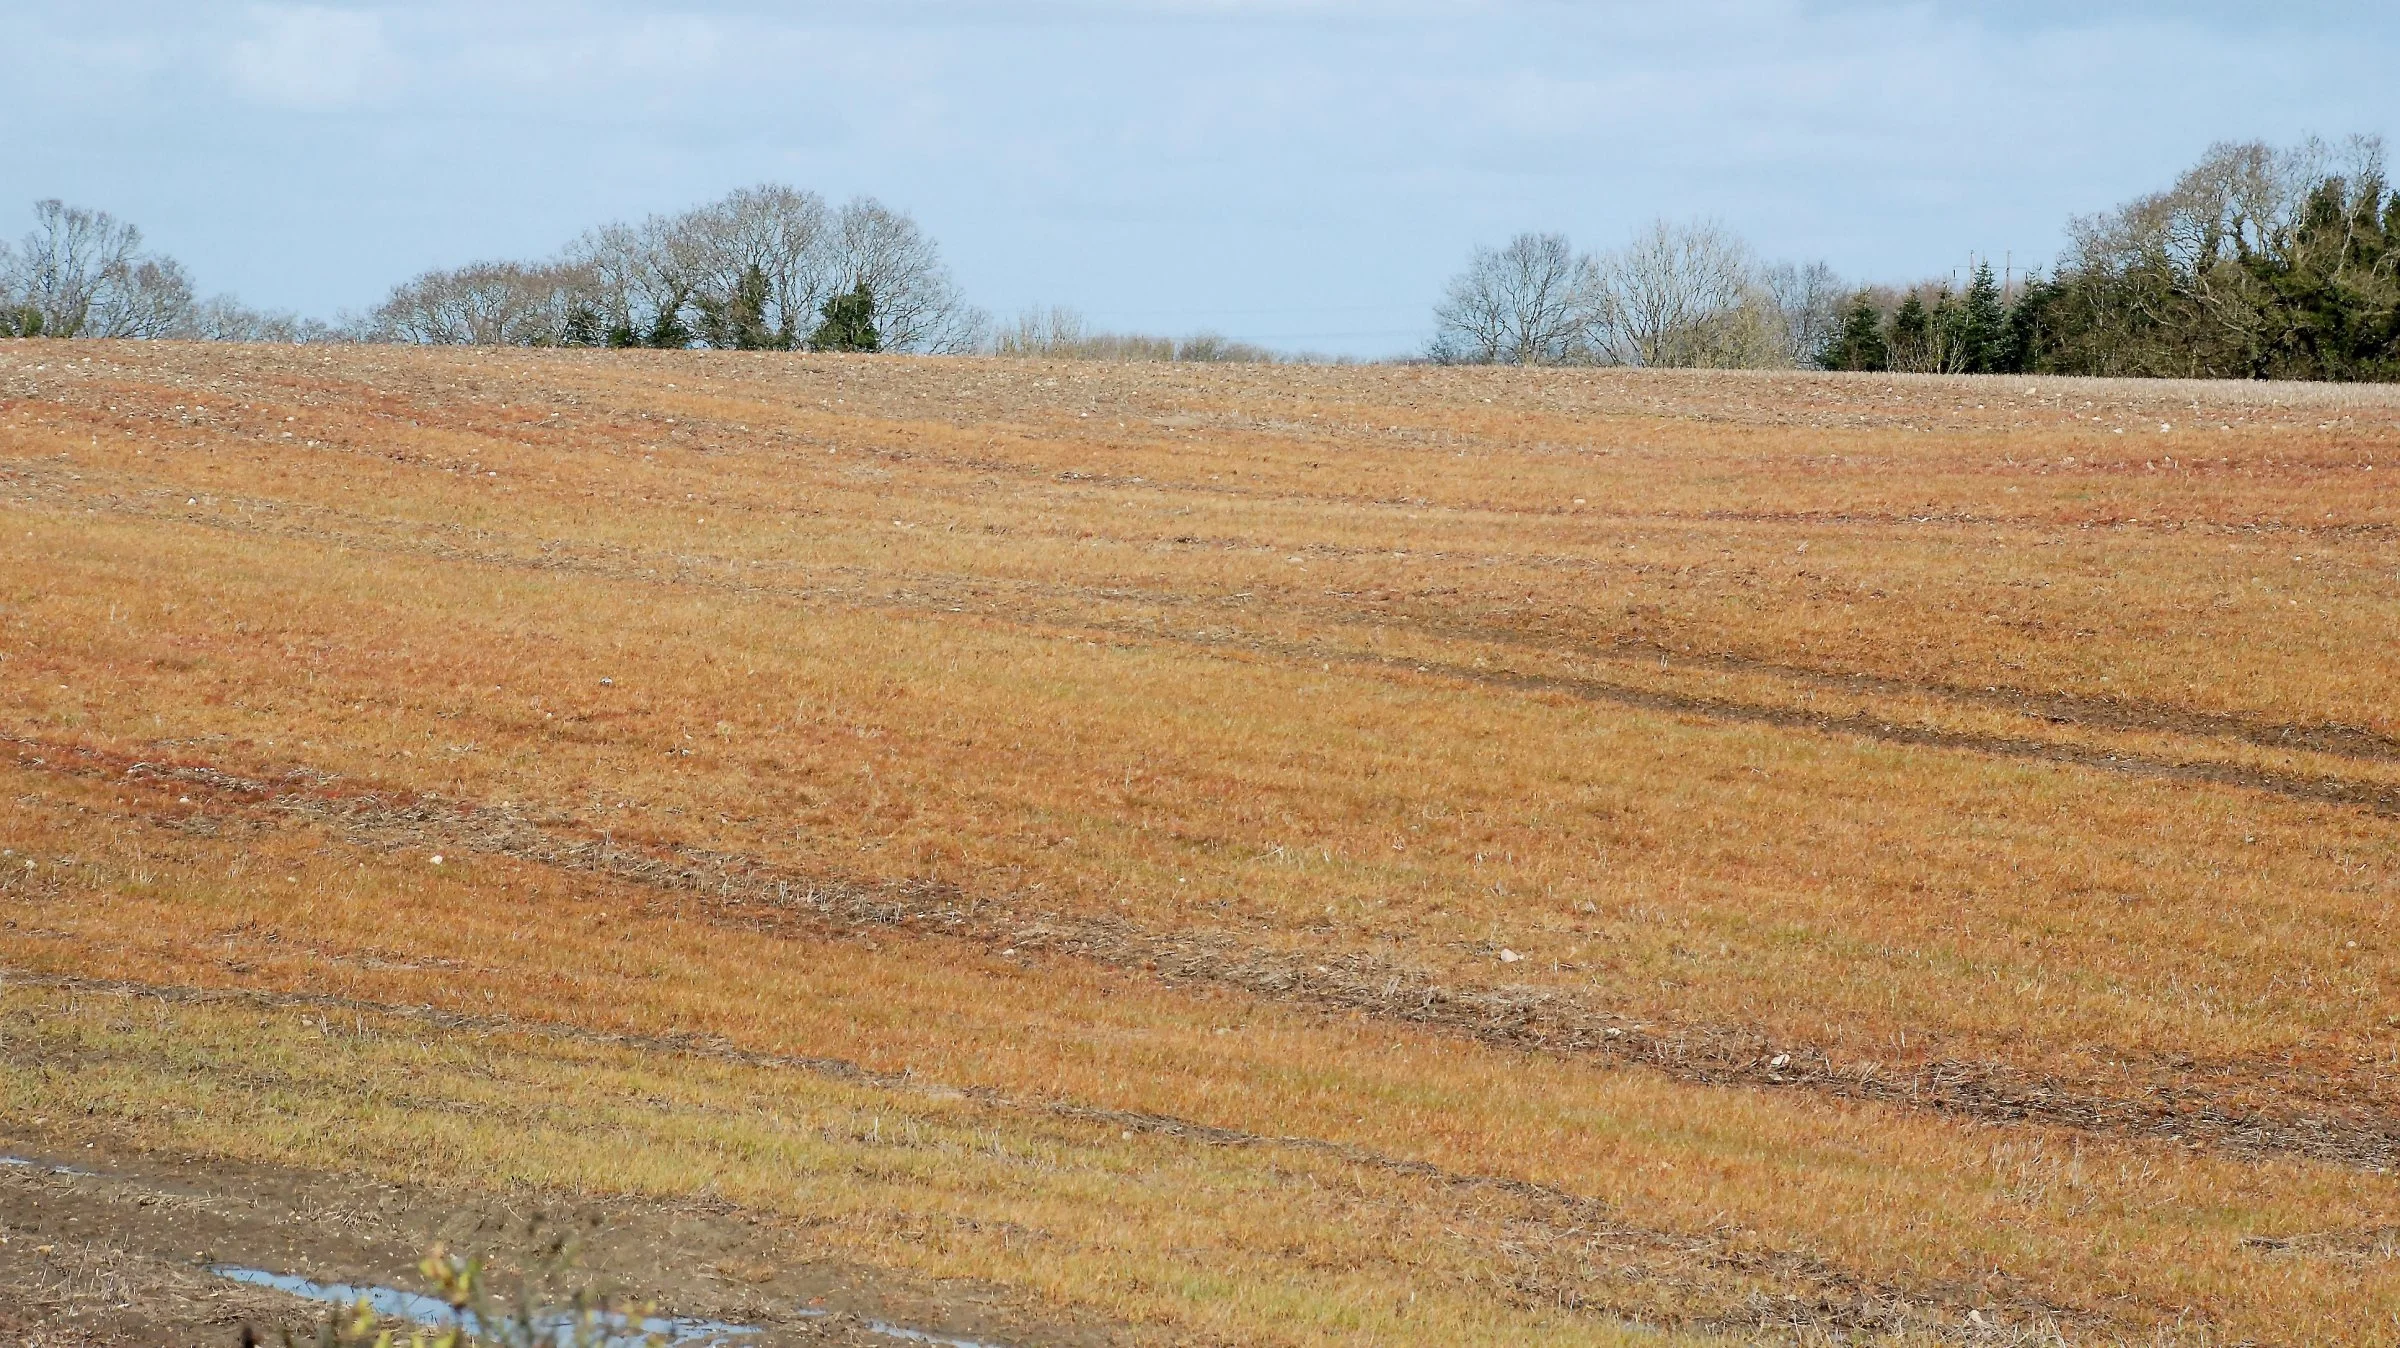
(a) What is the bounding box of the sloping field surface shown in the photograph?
[2,342,2397,1345]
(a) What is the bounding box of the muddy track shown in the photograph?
[0,1121,1114,1348]
[11,462,2400,817]
[9,733,2398,1174]
[0,968,2129,1345]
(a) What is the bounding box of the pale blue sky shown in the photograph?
[8,2,2395,355]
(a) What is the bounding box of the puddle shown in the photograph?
[211,1266,759,1345]
[0,1155,95,1177]
[216,1264,1009,1347]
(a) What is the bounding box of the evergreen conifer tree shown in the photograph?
[646,307,690,350]
[561,302,604,348]
[1887,293,1930,372]
[643,283,693,349]
[1959,262,2008,373]
[697,264,781,350]
[1820,294,1888,371]
[810,282,880,353]
[2001,277,2058,375]
[731,263,777,350]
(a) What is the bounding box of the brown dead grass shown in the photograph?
[4,342,2399,1343]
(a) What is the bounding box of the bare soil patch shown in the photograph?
[0,1131,1108,1348]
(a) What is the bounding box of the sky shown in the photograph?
[7,1,2397,357]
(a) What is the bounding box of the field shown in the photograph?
[2,341,2397,1346]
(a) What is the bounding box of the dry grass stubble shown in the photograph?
[3,343,2398,1344]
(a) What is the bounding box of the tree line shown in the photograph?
[1439,135,2399,381]
[2021,136,2398,380]
[0,187,1252,362]
[361,186,978,354]
[0,200,330,342]
[7,135,2396,380]
[0,187,977,354]
[1429,222,1843,369]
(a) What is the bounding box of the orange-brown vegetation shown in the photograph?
[3,342,2397,1344]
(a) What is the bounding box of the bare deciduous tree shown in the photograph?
[1169,332,1280,363]
[991,306,1100,356]
[0,238,18,334]
[107,257,199,339]
[9,199,140,337]
[534,188,980,352]
[1430,232,1605,365]
[1429,223,1841,369]
[365,261,591,345]
[1761,259,1844,368]
[187,294,338,344]
[680,184,833,349]
[986,305,1277,362]
[569,215,699,347]
[827,197,983,354]
[0,198,345,343]
[1595,219,1774,368]
[5,200,199,338]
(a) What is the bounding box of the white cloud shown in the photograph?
[227,5,395,108]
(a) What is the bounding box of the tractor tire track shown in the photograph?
[10,462,2400,819]
[9,731,2400,1175]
